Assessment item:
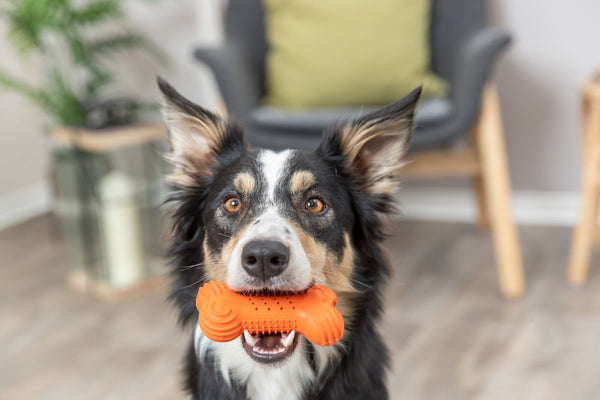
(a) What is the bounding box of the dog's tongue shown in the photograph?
[260,333,281,349]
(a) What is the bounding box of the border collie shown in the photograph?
[158,77,420,400]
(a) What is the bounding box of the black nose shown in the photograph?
[241,240,290,281]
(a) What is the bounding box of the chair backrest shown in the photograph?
[430,0,486,82]
[225,0,268,94]
[224,0,488,94]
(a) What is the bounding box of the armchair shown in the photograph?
[195,0,525,299]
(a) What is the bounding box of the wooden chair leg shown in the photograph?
[568,81,600,285]
[578,86,600,246]
[470,123,490,232]
[568,165,600,285]
[593,190,600,244]
[475,84,525,299]
[473,174,490,231]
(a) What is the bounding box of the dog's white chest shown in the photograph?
[244,363,311,400]
[195,325,316,400]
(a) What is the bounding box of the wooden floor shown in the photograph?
[2,216,600,399]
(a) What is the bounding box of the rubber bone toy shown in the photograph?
[196,280,344,347]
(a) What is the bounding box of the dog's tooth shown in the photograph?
[244,330,258,346]
[282,331,295,347]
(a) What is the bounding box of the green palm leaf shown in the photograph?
[0,68,53,111]
[67,0,122,26]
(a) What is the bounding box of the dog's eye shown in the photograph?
[223,197,242,213]
[305,198,325,213]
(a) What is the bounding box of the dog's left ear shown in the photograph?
[317,87,421,211]
[158,77,245,186]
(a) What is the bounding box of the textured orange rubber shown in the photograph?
[196,281,344,347]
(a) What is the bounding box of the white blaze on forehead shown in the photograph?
[259,149,293,201]
[226,149,311,293]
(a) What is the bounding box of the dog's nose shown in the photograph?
[241,240,290,281]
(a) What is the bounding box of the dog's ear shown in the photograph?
[317,87,421,211]
[158,77,245,186]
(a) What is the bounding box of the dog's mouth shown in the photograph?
[241,329,299,364]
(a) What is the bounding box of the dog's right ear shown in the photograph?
[158,77,245,186]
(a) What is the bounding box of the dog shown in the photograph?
[158,77,420,400]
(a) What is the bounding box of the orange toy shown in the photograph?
[196,281,344,347]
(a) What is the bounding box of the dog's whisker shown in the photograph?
[180,277,206,289]
[309,266,373,289]
[178,261,207,270]
[346,278,372,289]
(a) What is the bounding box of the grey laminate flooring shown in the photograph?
[1,216,597,399]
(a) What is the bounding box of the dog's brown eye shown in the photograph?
[224,197,242,213]
[305,198,325,213]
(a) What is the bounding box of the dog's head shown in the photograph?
[160,77,420,366]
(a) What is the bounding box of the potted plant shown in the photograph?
[0,0,165,127]
[0,0,168,297]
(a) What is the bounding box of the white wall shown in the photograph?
[116,0,222,110]
[491,0,600,192]
[0,24,48,196]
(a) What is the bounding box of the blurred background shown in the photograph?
[2,0,600,399]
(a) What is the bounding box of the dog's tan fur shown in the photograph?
[202,240,228,282]
[203,224,252,282]
[234,172,257,196]
[289,171,317,194]
[288,223,357,318]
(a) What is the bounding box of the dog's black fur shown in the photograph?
[160,77,421,399]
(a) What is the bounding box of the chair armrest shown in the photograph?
[194,45,262,119]
[449,27,511,125]
[409,28,510,150]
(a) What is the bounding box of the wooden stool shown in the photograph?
[568,73,600,285]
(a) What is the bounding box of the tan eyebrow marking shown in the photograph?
[233,172,256,195]
[289,170,316,194]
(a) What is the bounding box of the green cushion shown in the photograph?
[263,0,448,108]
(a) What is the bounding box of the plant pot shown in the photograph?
[50,123,170,299]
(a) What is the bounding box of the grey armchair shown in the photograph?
[195,0,525,299]
[195,0,509,151]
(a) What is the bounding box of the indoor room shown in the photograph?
[1,1,599,399]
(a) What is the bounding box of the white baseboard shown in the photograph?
[399,187,580,226]
[0,181,52,231]
[0,183,582,230]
